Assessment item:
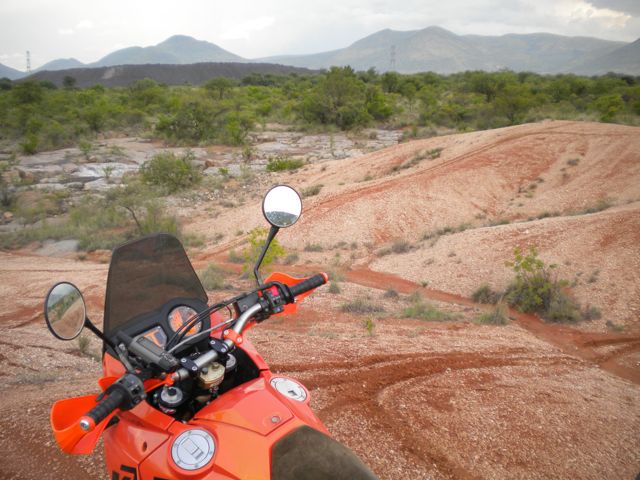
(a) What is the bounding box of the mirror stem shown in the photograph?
[254,225,279,286]
[84,318,116,350]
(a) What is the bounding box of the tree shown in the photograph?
[204,77,236,100]
[140,150,202,192]
[12,81,44,104]
[62,75,77,89]
[494,83,534,124]
[301,67,372,129]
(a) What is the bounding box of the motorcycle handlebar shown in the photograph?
[288,273,328,298]
[80,388,126,431]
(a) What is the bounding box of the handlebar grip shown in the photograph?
[289,273,328,298]
[84,388,126,427]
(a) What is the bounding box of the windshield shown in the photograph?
[103,234,207,337]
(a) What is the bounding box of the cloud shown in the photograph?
[220,16,275,40]
[75,19,93,30]
[588,0,640,16]
[58,28,74,35]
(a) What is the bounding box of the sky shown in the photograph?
[1,0,639,71]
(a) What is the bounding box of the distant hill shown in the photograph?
[93,35,244,67]
[574,38,640,75]
[0,63,25,80]
[25,62,315,88]
[35,58,85,72]
[259,26,629,74]
[16,30,640,80]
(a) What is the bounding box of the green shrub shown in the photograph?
[476,303,509,325]
[301,184,323,198]
[140,151,202,192]
[402,296,457,321]
[505,246,582,323]
[266,156,305,172]
[363,317,375,336]
[241,227,285,274]
[472,284,500,304]
[328,282,341,294]
[199,263,227,290]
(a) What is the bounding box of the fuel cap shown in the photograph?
[171,429,215,471]
[270,377,307,402]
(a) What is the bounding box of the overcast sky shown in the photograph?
[1,0,639,70]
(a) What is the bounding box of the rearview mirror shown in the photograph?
[44,282,86,340]
[262,185,302,228]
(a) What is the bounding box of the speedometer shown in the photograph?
[168,306,201,336]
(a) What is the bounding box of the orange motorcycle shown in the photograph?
[44,185,377,480]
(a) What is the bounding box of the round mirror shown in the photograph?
[262,185,302,228]
[44,282,86,340]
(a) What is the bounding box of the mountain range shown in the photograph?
[2,28,638,82]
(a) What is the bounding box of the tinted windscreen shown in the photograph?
[103,234,207,336]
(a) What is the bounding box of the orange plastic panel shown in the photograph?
[50,394,116,454]
[264,271,320,316]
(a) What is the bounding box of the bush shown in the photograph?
[199,263,227,290]
[505,246,583,323]
[140,151,202,192]
[304,243,323,252]
[582,305,602,320]
[383,289,399,299]
[377,239,412,256]
[472,284,500,304]
[328,282,341,294]
[241,227,285,274]
[228,249,243,264]
[340,297,384,314]
[476,303,509,325]
[283,253,299,265]
[266,156,305,172]
[402,296,457,321]
[301,184,323,198]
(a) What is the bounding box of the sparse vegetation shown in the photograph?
[301,184,323,197]
[383,289,399,299]
[199,263,227,290]
[283,253,300,265]
[328,282,341,294]
[266,156,305,172]
[402,293,457,321]
[363,317,375,336]
[377,239,413,256]
[472,284,501,304]
[340,297,385,314]
[476,302,509,325]
[304,243,323,252]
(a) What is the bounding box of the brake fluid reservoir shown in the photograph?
[199,362,225,389]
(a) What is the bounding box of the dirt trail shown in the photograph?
[345,265,640,385]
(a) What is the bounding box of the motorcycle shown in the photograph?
[44,185,378,480]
